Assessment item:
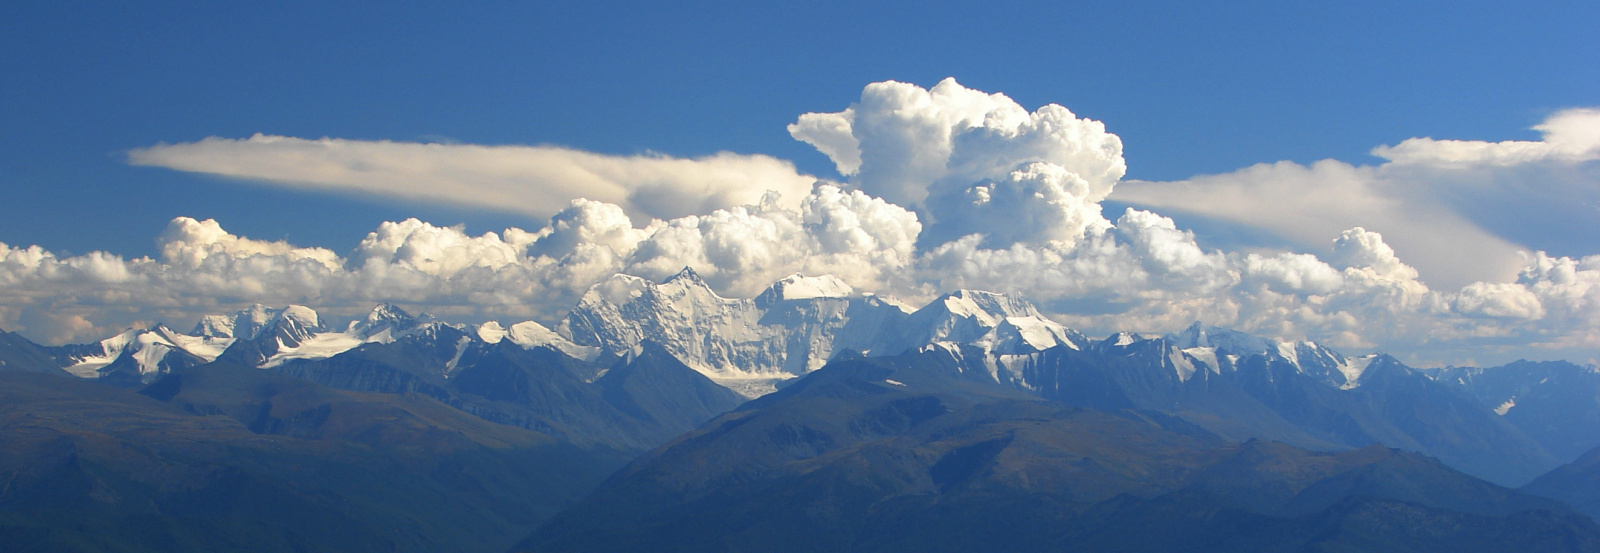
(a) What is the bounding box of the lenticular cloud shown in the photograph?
[128,135,818,222]
[5,79,1598,365]
[1113,107,1600,288]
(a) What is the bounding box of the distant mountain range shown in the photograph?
[8,270,1597,484]
[517,347,1600,553]
[5,269,1600,551]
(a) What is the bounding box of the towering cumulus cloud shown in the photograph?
[2,80,1595,365]
[790,78,1125,248]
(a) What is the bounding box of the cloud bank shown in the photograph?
[1112,107,1600,289]
[3,79,1595,367]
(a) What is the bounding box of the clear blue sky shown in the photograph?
[4,0,1595,258]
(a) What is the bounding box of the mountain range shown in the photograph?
[520,347,1600,552]
[5,269,1600,551]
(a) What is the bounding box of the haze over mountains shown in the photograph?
[7,269,1600,551]
[8,270,1600,482]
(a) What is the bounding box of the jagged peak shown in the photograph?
[367,302,412,321]
[1170,321,1208,346]
[665,266,707,286]
[348,302,432,341]
[189,303,323,339]
[656,266,724,302]
[365,302,434,327]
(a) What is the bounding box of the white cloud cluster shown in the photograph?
[623,185,921,296]
[1112,108,1600,289]
[3,80,1594,366]
[128,134,818,222]
[912,207,1599,363]
[790,78,1124,249]
[0,182,922,343]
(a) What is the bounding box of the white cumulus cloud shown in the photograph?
[0,80,1592,367]
[789,77,1124,250]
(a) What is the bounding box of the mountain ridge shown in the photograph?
[3,270,1594,485]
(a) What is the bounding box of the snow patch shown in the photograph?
[1182,347,1221,376]
[508,320,601,360]
[766,273,853,300]
[62,325,233,379]
[1275,341,1301,368]
[260,332,366,368]
[444,335,473,375]
[998,316,1079,351]
[1169,348,1200,382]
[1494,397,1516,416]
[1337,356,1378,390]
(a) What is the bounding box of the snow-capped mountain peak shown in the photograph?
[349,302,430,341]
[665,265,707,285]
[1161,322,1389,390]
[756,274,853,305]
[29,274,1420,400]
[507,320,601,360]
[552,272,1097,398]
[475,321,508,343]
[1166,322,1276,356]
[57,323,228,381]
[879,290,1080,356]
[990,316,1082,352]
[192,314,237,338]
[192,303,323,341]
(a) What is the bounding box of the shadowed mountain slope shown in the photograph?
[273,337,746,451]
[1431,360,1600,461]
[517,349,1600,553]
[0,369,630,553]
[1525,442,1600,521]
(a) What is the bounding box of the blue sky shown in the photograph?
[2,1,1598,365]
[5,1,1593,255]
